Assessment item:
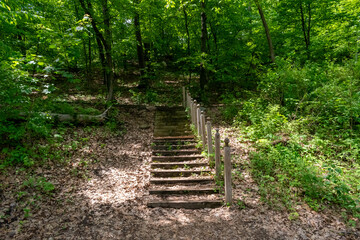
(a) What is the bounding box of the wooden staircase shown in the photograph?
[147,107,222,209]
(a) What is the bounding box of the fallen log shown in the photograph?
[20,106,112,123]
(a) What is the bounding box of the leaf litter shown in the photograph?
[0,105,359,239]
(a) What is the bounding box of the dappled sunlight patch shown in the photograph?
[80,167,148,205]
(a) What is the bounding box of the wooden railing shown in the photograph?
[182,87,232,204]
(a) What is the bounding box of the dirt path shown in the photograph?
[1,105,358,239]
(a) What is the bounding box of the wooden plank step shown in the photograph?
[147,200,222,209]
[155,113,186,116]
[154,123,190,127]
[153,136,194,141]
[156,106,185,111]
[154,133,193,138]
[149,187,217,195]
[151,145,197,150]
[154,131,193,135]
[154,126,190,130]
[154,120,190,125]
[151,155,203,162]
[150,162,207,169]
[155,116,188,121]
[154,121,190,125]
[152,139,195,145]
[152,150,201,156]
[150,170,211,177]
[150,177,213,184]
[154,127,191,131]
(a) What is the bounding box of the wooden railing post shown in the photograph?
[190,98,194,123]
[200,111,207,149]
[197,104,201,136]
[187,91,191,110]
[224,138,232,204]
[206,117,213,161]
[215,128,221,179]
[182,87,186,108]
[193,100,197,129]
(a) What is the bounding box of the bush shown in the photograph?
[230,60,360,217]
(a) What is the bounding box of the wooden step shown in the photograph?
[156,106,184,111]
[154,133,193,138]
[151,155,203,162]
[154,131,193,136]
[151,145,197,150]
[153,136,195,141]
[149,187,217,195]
[154,124,190,129]
[150,177,213,184]
[155,112,188,117]
[152,150,201,156]
[152,140,196,146]
[155,117,188,121]
[150,170,211,177]
[154,121,190,126]
[147,200,222,209]
[150,162,207,169]
[154,129,192,133]
[154,120,190,126]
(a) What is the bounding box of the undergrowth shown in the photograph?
[224,60,360,223]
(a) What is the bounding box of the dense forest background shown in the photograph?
[1,0,359,228]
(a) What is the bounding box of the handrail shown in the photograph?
[182,87,232,204]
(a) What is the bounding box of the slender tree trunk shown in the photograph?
[209,21,218,67]
[95,35,107,85]
[82,37,89,77]
[181,2,191,81]
[101,0,114,101]
[134,13,145,72]
[79,0,114,101]
[200,0,208,91]
[134,0,147,88]
[254,0,275,63]
[88,36,92,79]
[300,2,311,51]
[307,3,311,59]
[183,6,191,56]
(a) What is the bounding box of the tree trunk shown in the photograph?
[254,0,275,63]
[79,0,114,101]
[95,36,108,86]
[209,21,218,68]
[300,2,311,56]
[182,4,191,56]
[88,37,92,73]
[200,0,208,91]
[180,1,192,82]
[101,0,114,102]
[134,0,147,88]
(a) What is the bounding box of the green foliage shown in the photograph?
[236,199,246,210]
[129,89,159,104]
[220,93,243,122]
[224,59,360,218]
[251,141,359,213]
[22,176,55,195]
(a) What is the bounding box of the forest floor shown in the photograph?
[1,75,359,239]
